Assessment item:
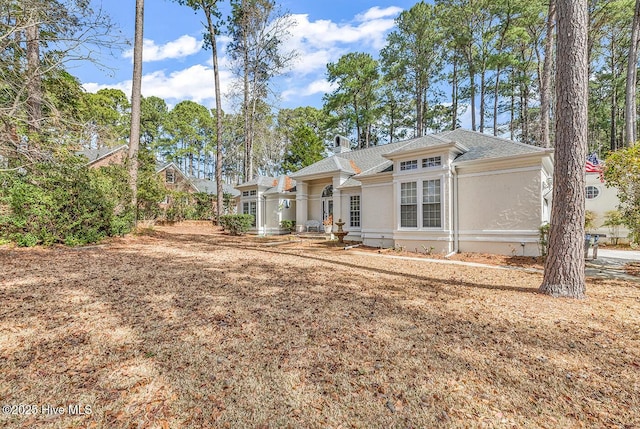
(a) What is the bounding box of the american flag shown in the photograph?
[586,152,604,182]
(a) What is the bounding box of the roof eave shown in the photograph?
[453,149,553,167]
[382,141,468,159]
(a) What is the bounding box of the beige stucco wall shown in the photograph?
[307,179,333,222]
[263,196,296,234]
[457,167,543,256]
[584,173,629,242]
[360,180,394,247]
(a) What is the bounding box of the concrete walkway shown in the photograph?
[586,248,639,281]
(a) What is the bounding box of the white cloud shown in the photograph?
[355,6,403,22]
[285,7,401,78]
[281,78,337,101]
[123,35,203,62]
[83,64,235,110]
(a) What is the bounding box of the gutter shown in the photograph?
[446,164,459,257]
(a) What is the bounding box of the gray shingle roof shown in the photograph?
[191,178,240,197]
[76,144,128,164]
[439,129,548,163]
[263,176,296,195]
[290,138,416,178]
[236,176,279,188]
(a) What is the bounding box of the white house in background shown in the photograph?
[237,129,559,256]
[235,175,297,235]
[585,173,629,243]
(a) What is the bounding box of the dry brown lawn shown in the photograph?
[1,222,639,429]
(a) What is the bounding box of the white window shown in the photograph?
[586,186,599,199]
[400,160,418,171]
[422,156,442,168]
[350,195,360,227]
[243,201,257,226]
[242,191,249,197]
[422,179,442,227]
[400,182,418,227]
[166,169,175,184]
[249,190,257,196]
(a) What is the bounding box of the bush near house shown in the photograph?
[280,219,296,232]
[0,156,133,246]
[605,145,640,244]
[219,214,254,235]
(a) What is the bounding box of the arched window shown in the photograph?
[585,186,600,199]
[322,185,333,198]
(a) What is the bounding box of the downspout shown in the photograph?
[446,165,459,257]
[262,194,267,235]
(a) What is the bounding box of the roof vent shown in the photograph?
[333,135,351,154]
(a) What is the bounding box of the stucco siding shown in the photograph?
[456,168,543,256]
[584,174,629,242]
[360,182,394,247]
[457,168,542,231]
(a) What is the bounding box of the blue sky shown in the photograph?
[77,0,419,112]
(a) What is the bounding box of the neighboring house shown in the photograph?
[585,173,629,243]
[235,175,296,234]
[77,145,240,210]
[239,129,556,256]
[77,144,128,168]
[156,162,199,194]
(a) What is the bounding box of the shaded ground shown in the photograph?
[1,222,639,428]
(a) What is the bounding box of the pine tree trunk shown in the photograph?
[624,0,640,146]
[129,0,144,226]
[26,22,42,136]
[540,0,556,148]
[202,3,225,219]
[451,58,458,130]
[540,0,588,298]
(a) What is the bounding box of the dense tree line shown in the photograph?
[325,0,640,154]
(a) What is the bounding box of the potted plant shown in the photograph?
[323,214,333,233]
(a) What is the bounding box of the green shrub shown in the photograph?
[0,154,133,246]
[219,214,254,235]
[280,219,295,232]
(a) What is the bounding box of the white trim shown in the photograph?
[361,181,393,189]
[457,165,540,178]
[459,229,540,235]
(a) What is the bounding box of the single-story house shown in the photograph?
[585,172,629,243]
[235,175,297,234]
[238,129,557,256]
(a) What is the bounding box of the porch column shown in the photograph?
[332,176,342,226]
[295,182,308,226]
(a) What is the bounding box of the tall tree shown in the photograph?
[624,0,640,145]
[324,52,382,148]
[381,1,443,137]
[129,0,144,225]
[175,0,225,219]
[227,0,295,181]
[540,0,589,298]
[281,125,324,173]
[0,0,122,166]
[540,0,556,148]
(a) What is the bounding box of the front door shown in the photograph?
[321,185,333,222]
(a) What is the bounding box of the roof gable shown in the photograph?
[77,144,128,165]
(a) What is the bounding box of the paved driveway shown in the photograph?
[596,248,640,262]
[587,248,639,281]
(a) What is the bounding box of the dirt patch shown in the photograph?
[1,223,639,428]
